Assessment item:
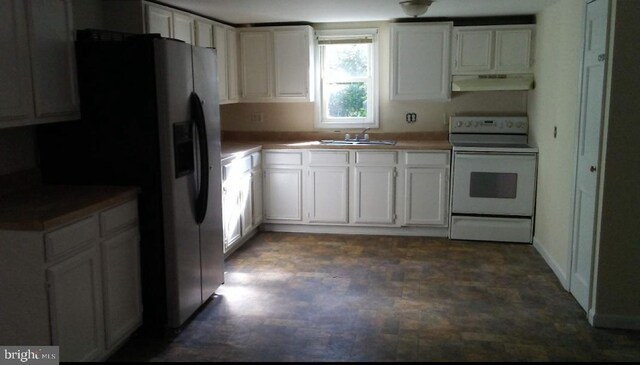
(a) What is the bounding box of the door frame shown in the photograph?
[567,0,611,317]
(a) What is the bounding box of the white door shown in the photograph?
[214,25,229,103]
[47,246,104,362]
[0,0,33,122]
[145,4,172,38]
[251,168,264,227]
[453,28,493,74]
[494,28,533,73]
[308,167,349,224]
[391,23,452,101]
[222,182,242,248]
[101,227,142,350]
[404,167,448,226]
[240,171,253,233]
[173,13,194,45]
[27,0,79,118]
[353,166,396,225]
[264,168,302,221]
[239,31,272,99]
[273,28,310,99]
[226,29,239,101]
[195,19,214,48]
[570,0,609,312]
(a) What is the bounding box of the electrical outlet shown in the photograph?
[405,113,417,123]
[251,112,263,123]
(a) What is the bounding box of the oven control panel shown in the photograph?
[450,116,528,134]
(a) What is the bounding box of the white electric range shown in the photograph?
[449,116,538,243]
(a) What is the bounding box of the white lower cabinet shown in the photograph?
[353,166,397,225]
[221,152,263,254]
[264,168,303,221]
[47,245,104,362]
[0,196,142,362]
[402,151,450,227]
[308,167,349,224]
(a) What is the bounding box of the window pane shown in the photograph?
[326,82,368,118]
[323,44,369,78]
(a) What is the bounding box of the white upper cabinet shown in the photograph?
[172,12,195,45]
[145,4,172,38]
[452,25,535,75]
[195,19,214,48]
[226,28,239,102]
[239,30,273,100]
[1,0,79,128]
[390,22,453,101]
[273,27,314,100]
[239,26,314,102]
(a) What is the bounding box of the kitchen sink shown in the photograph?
[319,139,397,146]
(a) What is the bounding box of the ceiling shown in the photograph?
[157,0,558,25]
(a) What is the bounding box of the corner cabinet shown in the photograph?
[390,22,452,101]
[0,0,79,128]
[452,25,535,75]
[221,152,262,255]
[0,196,142,362]
[239,26,314,102]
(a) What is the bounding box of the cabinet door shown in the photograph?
[173,12,194,45]
[494,28,533,73]
[252,168,263,226]
[308,167,349,224]
[0,0,33,123]
[353,166,396,225]
[222,183,242,250]
[27,0,79,119]
[101,227,142,350]
[273,28,311,99]
[404,167,448,226]
[390,23,452,101]
[264,168,302,221]
[239,31,272,99]
[214,25,229,103]
[453,29,493,74]
[195,19,214,48]
[240,172,253,234]
[145,4,172,38]
[47,246,104,362]
[226,29,239,102]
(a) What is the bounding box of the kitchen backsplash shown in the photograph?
[220,90,528,133]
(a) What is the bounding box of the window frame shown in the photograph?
[314,28,379,129]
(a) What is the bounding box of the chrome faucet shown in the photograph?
[357,128,371,141]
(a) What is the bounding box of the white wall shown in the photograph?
[591,0,640,329]
[222,21,528,133]
[527,0,585,286]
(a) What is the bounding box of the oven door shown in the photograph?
[452,152,536,216]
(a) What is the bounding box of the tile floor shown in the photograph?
[108,232,640,362]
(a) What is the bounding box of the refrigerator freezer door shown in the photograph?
[154,39,203,328]
[192,46,225,299]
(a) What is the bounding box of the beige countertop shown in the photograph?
[221,139,451,159]
[0,185,139,231]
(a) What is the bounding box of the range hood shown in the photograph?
[451,74,534,92]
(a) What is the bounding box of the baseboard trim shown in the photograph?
[533,236,569,290]
[589,310,640,330]
[261,223,449,237]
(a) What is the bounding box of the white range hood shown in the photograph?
[451,74,535,92]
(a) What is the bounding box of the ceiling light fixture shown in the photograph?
[399,0,434,18]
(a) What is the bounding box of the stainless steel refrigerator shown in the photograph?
[37,30,224,330]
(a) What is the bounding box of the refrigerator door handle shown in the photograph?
[191,92,209,224]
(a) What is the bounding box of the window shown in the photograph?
[315,29,379,129]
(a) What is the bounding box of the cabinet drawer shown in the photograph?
[355,151,397,165]
[251,152,262,169]
[263,151,303,166]
[45,215,100,262]
[308,150,349,166]
[405,151,449,166]
[100,200,138,237]
[223,156,252,180]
